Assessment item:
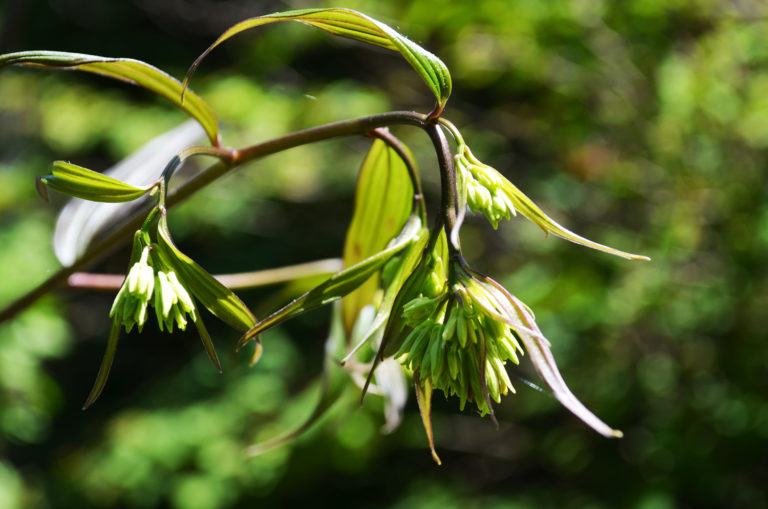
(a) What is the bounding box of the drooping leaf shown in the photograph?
[414,370,441,465]
[342,138,415,334]
[184,8,452,114]
[82,321,121,409]
[155,217,256,332]
[500,178,649,261]
[0,51,220,145]
[192,312,222,372]
[40,161,152,203]
[483,277,623,438]
[359,229,445,402]
[238,215,424,350]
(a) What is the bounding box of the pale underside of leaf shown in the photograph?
[0,51,219,145]
[53,121,205,266]
[184,8,451,113]
[484,277,623,438]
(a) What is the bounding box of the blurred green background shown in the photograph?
[1,0,767,507]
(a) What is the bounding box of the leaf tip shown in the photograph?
[249,339,263,366]
[35,176,50,203]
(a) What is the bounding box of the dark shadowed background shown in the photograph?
[1,1,767,508]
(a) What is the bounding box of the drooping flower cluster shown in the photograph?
[110,237,197,334]
[384,234,528,417]
[455,143,516,228]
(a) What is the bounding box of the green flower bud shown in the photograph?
[456,143,518,229]
[395,259,527,417]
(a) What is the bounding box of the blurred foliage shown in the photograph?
[1,0,768,507]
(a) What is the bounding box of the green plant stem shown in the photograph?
[66,258,342,291]
[0,110,430,324]
[426,123,460,254]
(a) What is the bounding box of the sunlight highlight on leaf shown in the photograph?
[0,51,220,145]
[183,8,452,114]
[41,161,152,203]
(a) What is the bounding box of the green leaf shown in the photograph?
[342,138,415,333]
[500,178,650,261]
[413,370,441,465]
[155,217,256,332]
[0,51,220,145]
[192,312,222,372]
[481,275,624,438]
[184,8,452,114]
[82,321,121,409]
[238,215,424,349]
[342,230,428,366]
[40,161,152,202]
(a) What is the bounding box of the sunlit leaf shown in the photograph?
[342,138,415,333]
[40,161,152,203]
[184,8,452,114]
[238,215,424,349]
[0,51,220,145]
[82,321,121,409]
[155,217,256,332]
[500,178,650,261]
[53,121,205,267]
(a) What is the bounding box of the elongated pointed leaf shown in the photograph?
[342,138,415,333]
[414,370,441,465]
[41,161,151,203]
[483,277,623,438]
[184,8,451,113]
[500,178,649,261]
[156,217,256,332]
[82,321,121,409]
[341,231,428,366]
[238,216,424,349]
[1,51,219,145]
[193,312,222,372]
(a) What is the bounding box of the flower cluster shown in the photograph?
[388,240,525,416]
[455,143,516,228]
[110,237,197,334]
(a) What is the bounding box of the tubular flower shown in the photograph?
[110,245,156,333]
[154,270,197,332]
[109,236,197,334]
